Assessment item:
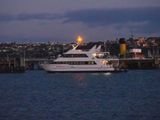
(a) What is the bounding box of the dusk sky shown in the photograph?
[0,0,160,42]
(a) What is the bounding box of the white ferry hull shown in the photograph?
[41,64,122,73]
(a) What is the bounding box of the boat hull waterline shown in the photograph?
[42,64,126,73]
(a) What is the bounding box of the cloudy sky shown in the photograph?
[0,0,160,42]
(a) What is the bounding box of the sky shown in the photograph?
[0,0,160,42]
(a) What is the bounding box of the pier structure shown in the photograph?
[25,58,53,70]
[119,58,160,69]
[0,57,25,73]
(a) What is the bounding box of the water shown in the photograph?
[0,70,160,120]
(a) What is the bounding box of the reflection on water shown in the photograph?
[91,73,100,76]
[91,72,112,76]
[103,72,112,76]
[72,73,87,87]
[72,72,112,87]
[73,73,86,81]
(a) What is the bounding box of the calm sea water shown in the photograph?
[0,70,160,120]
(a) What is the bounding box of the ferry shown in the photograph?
[41,43,124,73]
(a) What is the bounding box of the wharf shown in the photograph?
[0,58,25,73]
[119,58,160,69]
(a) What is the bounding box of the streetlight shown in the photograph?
[76,36,84,45]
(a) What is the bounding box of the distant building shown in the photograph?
[129,48,144,59]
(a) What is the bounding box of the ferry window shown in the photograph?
[53,61,96,65]
[90,61,96,65]
[62,54,88,58]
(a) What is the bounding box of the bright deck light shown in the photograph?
[92,53,97,57]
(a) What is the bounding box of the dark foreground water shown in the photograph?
[0,70,160,120]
